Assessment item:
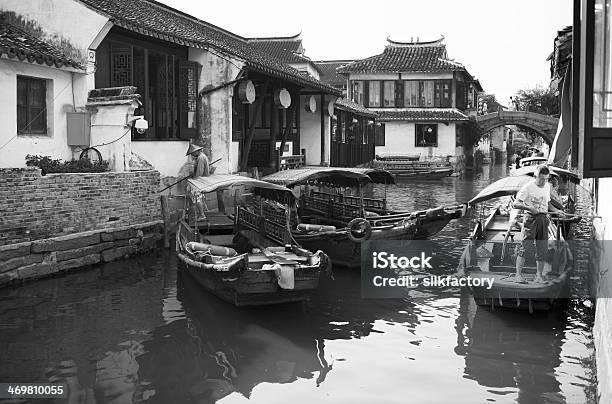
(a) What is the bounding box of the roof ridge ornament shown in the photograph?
[386,35,445,47]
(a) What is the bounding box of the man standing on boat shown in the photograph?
[513,165,566,283]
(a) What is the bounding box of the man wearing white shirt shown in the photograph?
[513,165,566,283]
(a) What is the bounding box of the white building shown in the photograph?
[0,1,340,179]
[338,37,483,167]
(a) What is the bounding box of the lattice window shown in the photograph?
[179,61,200,138]
[110,43,132,87]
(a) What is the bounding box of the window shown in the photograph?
[421,81,434,107]
[374,123,386,146]
[368,81,381,107]
[415,124,438,147]
[383,81,395,107]
[101,39,198,140]
[442,81,452,107]
[455,125,464,147]
[352,81,364,105]
[404,81,419,107]
[17,76,47,135]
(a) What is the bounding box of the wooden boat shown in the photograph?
[456,175,573,313]
[263,167,466,267]
[176,175,329,306]
[371,156,453,179]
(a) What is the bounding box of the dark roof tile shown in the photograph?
[338,38,465,74]
[0,16,85,70]
[78,0,340,95]
[335,98,377,118]
[314,60,354,86]
[376,109,468,122]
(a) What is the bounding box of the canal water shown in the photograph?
[0,163,597,404]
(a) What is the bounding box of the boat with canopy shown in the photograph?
[176,174,329,306]
[263,167,466,267]
[456,175,574,312]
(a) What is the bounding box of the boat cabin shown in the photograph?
[179,174,298,248]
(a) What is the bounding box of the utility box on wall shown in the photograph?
[67,112,91,146]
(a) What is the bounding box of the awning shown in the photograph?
[186,174,296,197]
[511,166,581,184]
[469,175,534,206]
[262,167,394,187]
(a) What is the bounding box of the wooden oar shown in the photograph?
[158,158,222,193]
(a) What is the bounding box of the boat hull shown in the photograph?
[294,224,416,268]
[464,270,570,311]
[177,251,321,306]
[391,168,454,179]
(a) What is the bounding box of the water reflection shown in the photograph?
[455,294,565,403]
[0,163,597,404]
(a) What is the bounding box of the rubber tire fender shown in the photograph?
[347,218,372,243]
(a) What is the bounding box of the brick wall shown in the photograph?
[0,168,161,246]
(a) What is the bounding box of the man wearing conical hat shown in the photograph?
[186,141,210,177]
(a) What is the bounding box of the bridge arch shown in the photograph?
[475,110,559,146]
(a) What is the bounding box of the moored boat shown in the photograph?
[176,174,329,306]
[371,155,454,179]
[263,167,466,267]
[456,175,574,313]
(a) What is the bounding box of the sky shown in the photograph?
[158,0,573,105]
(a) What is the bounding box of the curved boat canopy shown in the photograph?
[469,175,534,206]
[519,156,548,166]
[262,167,395,187]
[511,165,581,184]
[186,174,296,199]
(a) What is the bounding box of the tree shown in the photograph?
[512,87,559,116]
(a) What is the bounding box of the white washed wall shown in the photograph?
[375,121,457,158]
[0,59,79,167]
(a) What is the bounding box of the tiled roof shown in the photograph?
[376,109,469,122]
[337,37,466,74]
[0,16,85,70]
[314,60,353,86]
[78,0,340,95]
[247,34,308,64]
[335,98,378,118]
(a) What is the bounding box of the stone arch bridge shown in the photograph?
[475,110,559,145]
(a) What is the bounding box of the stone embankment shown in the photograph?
[0,221,163,286]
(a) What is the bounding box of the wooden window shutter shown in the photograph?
[434,81,442,108]
[395,80,404,107]
[179,60,201,139]
[363,80,369,107]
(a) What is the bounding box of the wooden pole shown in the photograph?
[160,194,170,248]
[279,99,296,159]
[320,94,325,165]
[241,80,270,171]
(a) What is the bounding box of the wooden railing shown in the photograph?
[310,190,386,213]
[237,199,293,245]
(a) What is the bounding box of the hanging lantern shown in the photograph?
[324,99,335,117]
[274,88,291,109]
[305,96,317,113]
[237,80,256,104]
